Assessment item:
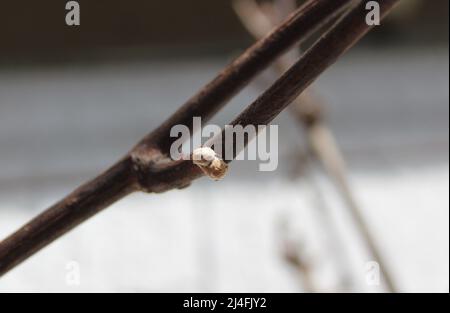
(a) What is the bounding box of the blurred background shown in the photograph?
[0,0,448,292]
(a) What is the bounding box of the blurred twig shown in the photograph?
[0,0,399,278]
[233,0,397,292]
[283,234,317,292]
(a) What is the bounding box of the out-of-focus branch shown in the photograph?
[233,0,398,292]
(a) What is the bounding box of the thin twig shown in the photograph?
[216,0,399,152]
[307,125,399,292]
[0,0,399,278]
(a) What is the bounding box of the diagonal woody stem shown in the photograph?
[138,0,354,154]
[211,0,399,160]
[0,0,400,278]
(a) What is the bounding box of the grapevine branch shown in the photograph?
[0,0,400,278]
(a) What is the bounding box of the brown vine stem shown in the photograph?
[136,0,354,155]
[0,0,399,278]
[233,0,398,292]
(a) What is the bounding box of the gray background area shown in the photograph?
[0,0,448,292]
